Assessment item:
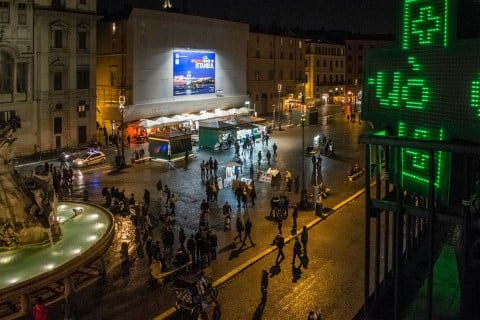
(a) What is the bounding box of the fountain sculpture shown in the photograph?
[0,121,61,249]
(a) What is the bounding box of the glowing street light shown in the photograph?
[118,95,126,169]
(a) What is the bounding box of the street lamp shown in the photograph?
[300,104,308,209]
[277,83,282,130]
[118,95,126,169]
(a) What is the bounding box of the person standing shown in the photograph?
[145,236,153,266]
[273,142,277,156]
[33,297,47,320]
[212,300,221,320]
[261,269,269,302]
[292,205,299,232]
[179,227,186,251]
[250,188,257,207]
[266,150,271,166]
[187,235,196,264]
[258,150,262,166]
[272,234,285,264]
[241,218,255,248]
[234,216,244,243]
[301,226,309,255]
[200,160,206,180]
[277,218,283,235]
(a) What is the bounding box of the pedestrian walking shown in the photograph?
[277,218,283,235]
[261,269,269,302]
[200,160,206,180]
[272,234,285,264]
[234,216,244,242]
[292,236,303,267]
[266,150,271,166]
[301,225,308,254]
[250,164,254,179]
[207,230,218,260]
[257,150,262,166]
[241,218,255,247]
[273,142,277,156]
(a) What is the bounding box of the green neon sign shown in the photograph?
[362,0,480,202]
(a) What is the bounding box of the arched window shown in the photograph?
[0,51,13,93]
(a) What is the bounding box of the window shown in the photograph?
[54,29,63,48]
[254,71,260,81]
[18,3,26,25]
[79,0,86,4]
[111,22,116,35]
[78,31,87,49]
[316,59,319,67]
[359,55,363,62]
[54,71,63,90]
[55,103,63,110]
[77,69,89,89]
[280,52,284,59]
[279,70,283,80]
[347,56,352,61]
[256,49,260,58]
[16,62,27,93]
[0,1,9,23]
[268,70,274,80]
[323,60,326,67]
[298,40,302,49]
[289,53,293,60]
[78,101,87,118]
[54,117,62,134]
[51,21,68,50]
[0,51,13,93]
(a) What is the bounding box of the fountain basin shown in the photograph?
[0,201,114,296]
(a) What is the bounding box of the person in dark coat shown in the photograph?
[145,236,153,265]
[186,235,196,263]
[301,225,309,255]
[272,234,285,264]
[179,227,186,251]
[292,237,303,268]
[233,216,244,242]
[241,218,255,248]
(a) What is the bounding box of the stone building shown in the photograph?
[0,0,99,155]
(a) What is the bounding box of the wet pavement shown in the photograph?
[16,106,372,319]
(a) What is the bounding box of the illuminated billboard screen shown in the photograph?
[173,50,215,96]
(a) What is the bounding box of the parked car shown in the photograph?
[72,151,107,168]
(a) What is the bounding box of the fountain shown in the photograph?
[0,122,114,318]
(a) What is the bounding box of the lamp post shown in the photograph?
[277,83,282,130]
[118,95,126,169]
[300,104,308,208]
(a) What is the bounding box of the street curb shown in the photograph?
[153,182,372,319]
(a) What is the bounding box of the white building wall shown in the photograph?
[123,9,249,121]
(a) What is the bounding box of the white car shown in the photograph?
[72,151,107,168]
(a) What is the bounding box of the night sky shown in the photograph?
[100,0,480,37]
[100,0,397,34]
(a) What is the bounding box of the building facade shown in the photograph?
[344,35,394,96]
[0,0,98,155]
[305,40,345,103]
[96,8,249,130]
[246,31,306,115]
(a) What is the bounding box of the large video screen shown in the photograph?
[173,50,215,96]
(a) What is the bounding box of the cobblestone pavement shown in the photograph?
[16,108,371,320]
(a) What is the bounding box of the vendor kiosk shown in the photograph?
[148,130,192,161]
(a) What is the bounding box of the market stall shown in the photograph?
[148,129,192,161]
[198,119,235,149]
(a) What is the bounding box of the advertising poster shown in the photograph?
[173,50,215,96]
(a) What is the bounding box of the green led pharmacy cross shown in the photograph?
[403,0,449,49]
[362,0,480,201]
